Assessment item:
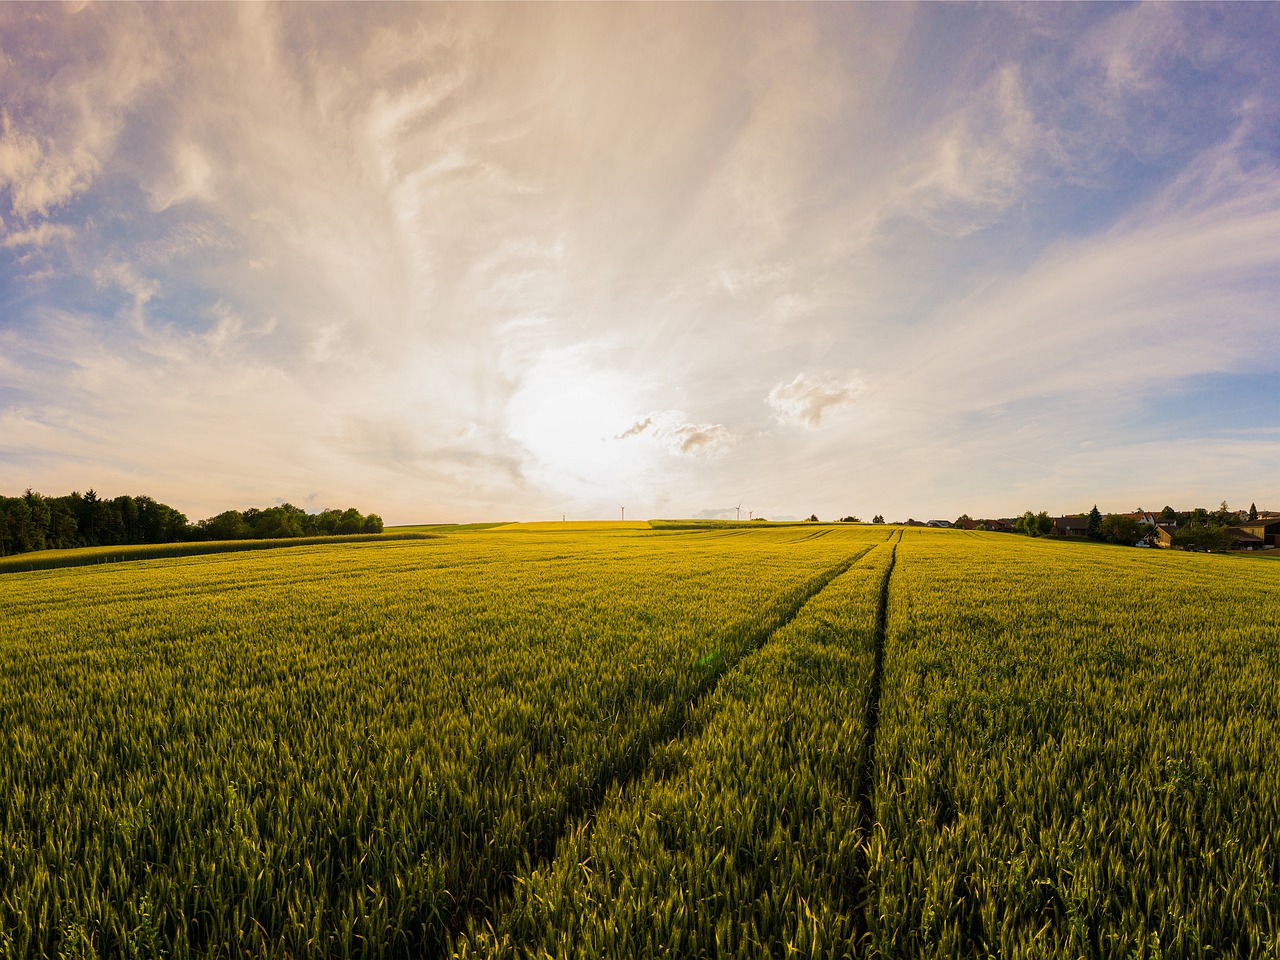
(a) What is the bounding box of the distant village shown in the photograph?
[884,504,1279,552]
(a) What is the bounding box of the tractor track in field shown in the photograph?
[850,532,900,945]
[445,535,891,951]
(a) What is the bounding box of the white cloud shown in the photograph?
[615,410,736,458]
[147,143,215,211]
[882,65,1062,238]
[766,372,865,428]
[0,120,100,220]
[897,140,1280,412]
[713,261,793,299]
[93,261,159,306]
[134,221,233,264]
[1076,2,1186,98]
[0,221,74,248]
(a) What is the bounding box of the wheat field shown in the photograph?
[2,524,1277,958]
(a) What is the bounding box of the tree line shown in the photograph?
[0,489,383,557]
[1013,502,1261,550]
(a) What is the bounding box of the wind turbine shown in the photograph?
[735,502,742,521]
[619,504,626,521]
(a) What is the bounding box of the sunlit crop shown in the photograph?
[867,529,1280,956]
[0,524,875,958]
[2,524,1277,958]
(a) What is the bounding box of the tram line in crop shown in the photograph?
[0,526,887,959]
[844,530,901,944]
[447,537,889,950]
[453,534,899,958]
[859,531,900,817]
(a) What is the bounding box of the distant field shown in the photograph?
[649,518,824,530]
[0,531,440,574]
[1,525,1277,957]
[492,520,653,532]
[385,522,511,534]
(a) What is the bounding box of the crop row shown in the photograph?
[867,529,1280,957]
[453,536,899,959]
[448,529,1280,959]
[0,524,885,959]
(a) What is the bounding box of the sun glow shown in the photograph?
[506,357,644,491]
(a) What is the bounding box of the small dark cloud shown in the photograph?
[614,411,735,457]
[615,416,653,440]
[670,422,732,454]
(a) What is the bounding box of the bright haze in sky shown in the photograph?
[2,3,1278,524]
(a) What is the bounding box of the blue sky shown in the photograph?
[2,2,1278,523]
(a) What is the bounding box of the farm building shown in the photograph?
[1227,528,1270,551]
[1231,518,1280,548]
[1052,516,1090,537]
[1117,510,1159,525]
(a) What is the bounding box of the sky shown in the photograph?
[2,2,1279,524]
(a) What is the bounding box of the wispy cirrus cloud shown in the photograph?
[0,221,74,249]
[882,65,1062,238]
[1,4,1278,523]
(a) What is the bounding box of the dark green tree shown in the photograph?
[2,487,378,555]
[134,496,189,543]
[48,500,78,548]
[314,509,343,535]
[1249,502,1259,521]
[337,508,365,534]
[114,495,139,543]
[1173,522,1235,552]
[1099,514,1144,546]
[22,489,50,551]
[79,489,101,545]
[1087,504,1102,539]
[0,497,37,555]
[1015,510,1053,537]
[200,510,252,541]
[253,506,304,539]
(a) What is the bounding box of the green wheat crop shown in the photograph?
[2,523,1277,958]
[0,524,876,958]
